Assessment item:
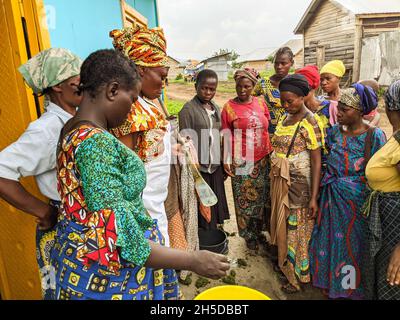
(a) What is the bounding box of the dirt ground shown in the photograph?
[167,82,232,107]
[167,82,393,300]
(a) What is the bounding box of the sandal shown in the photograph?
[281,283,301,294]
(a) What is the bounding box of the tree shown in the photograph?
[213,49,242,68]
[213,49,239,61]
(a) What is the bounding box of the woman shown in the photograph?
[222,68,273,250]
[269,74,323,294]
[363,80,400,300]
[109,26,183,249]
[253,47,294,135]
[296,65,334,132]
[310,84,386,300]
[320,61,381,132]
[53,49,229,300]
[320,60,346,102]
[0,48,82,299]
[179,69,230,230]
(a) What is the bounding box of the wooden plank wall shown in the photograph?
[303,0,356,85]
[362,16,400,38]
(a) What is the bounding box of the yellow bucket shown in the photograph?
[194,286,271,300]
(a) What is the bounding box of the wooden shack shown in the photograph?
[294,0,400,85]
[167,56,182,80]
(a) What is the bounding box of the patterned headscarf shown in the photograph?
[234,68,259,85]
[340,84,378,115]
[110,25,168,67]
[385,80,400,111]
[18,48,82,94]
[340,88,361,110]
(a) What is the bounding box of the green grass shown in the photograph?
[259,70,275,79]
[169,78,185,84]
[216,81,236,94]
[167,99,185,116]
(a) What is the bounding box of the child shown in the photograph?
[179,69,230,231]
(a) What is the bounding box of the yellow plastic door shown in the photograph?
[0,0,50,300]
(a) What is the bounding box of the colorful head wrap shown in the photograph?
[234,68,259,85]
[340,84,378,115]
[18,48,82,94]
[295,65,320,90]
[385,80,400,111]
[110,25,168,68]
[320,60,346,78]
[279,74,311,97]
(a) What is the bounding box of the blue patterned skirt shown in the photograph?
[50,218,180,300]
[36,200,60,300]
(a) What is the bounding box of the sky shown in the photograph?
[158,0,312,61]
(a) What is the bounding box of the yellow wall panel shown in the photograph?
[0,0,49,300]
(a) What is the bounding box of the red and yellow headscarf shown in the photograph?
[110,25,168,68]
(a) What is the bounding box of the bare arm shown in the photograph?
[0,177,56,230]
[118,132,141,151]
[387,243,400,287]
[146,242,230,280]
[308,148,322,219]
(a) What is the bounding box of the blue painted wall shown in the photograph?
[125,0,159,28]
[44,0,159,59]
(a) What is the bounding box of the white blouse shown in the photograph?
[0,102,73,200]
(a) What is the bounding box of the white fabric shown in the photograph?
[205,107,216,173]
[140,98,172,247]
[0,102,72,200]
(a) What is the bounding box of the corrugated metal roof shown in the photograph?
[201,52,232,63]
[278,39,303,55]
[294,0,400,34]
[237,47,276,63]
[237,39,303,63]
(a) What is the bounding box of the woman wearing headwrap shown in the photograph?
[320,60,346,102]
[0,47,82,299]
[52,49,229,301]
[296,65,335,132]
[310,84,386,300]
[363,80,400,300]
[269,74,324,294]
[109,25,186,250]
[221,68,273,250]
[320,61,379,127]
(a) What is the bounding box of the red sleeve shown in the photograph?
[221,103,233,130]
[262,98,271,121]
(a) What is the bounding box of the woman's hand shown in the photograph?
[387,244,400,287]
[36,205,58,231]
[223,163,235,178]
[308,197,319,220]
[190,251,230,280]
